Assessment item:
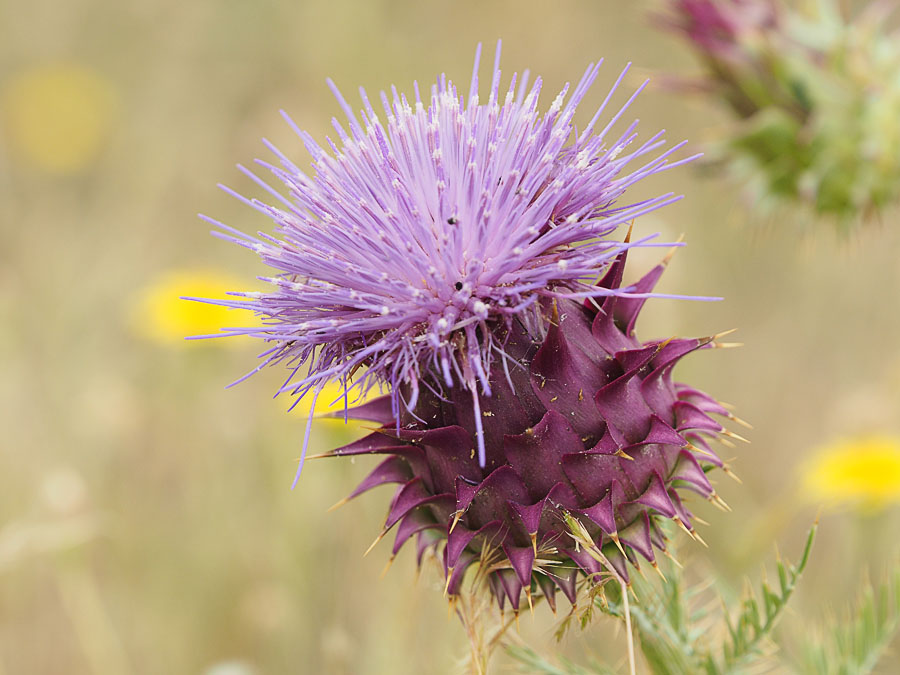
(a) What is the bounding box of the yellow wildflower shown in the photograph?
[287,379,376,443]
[288,380,373,419]
[131,269,258,348]
[2,63,117,173]
[803,435,900,511]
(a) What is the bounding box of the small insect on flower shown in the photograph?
[196,43,737,612]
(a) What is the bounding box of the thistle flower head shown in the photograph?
[665,0,779,64]
[662,0,900,223]
[200,45,735,613]
[198,44,701,477]
[330,255,736,611]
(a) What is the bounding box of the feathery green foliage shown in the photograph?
[508,646,614,675]
[597,567,705,675]
[793,563,900,675]
[709,524,816,673]
[509,524,817,675]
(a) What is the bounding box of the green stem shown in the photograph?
[621,577,636,675]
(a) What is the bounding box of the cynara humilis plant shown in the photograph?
[659,0,900,225]
[195,42,743,666]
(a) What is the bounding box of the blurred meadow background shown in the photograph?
[2,0,900,673]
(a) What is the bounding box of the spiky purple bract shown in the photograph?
[195,44,706,483]
[330,245,736,612]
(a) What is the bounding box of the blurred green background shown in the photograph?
[2,0,900,673]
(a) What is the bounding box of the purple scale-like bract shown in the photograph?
[202,45,734,612]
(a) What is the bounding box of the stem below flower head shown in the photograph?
[620,576,636,675]
[450,556,525,674]
[454,589,491,675]
[562,510,637,674]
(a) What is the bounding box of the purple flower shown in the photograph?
[663,0,779,63]
[198,45,703,478]
[328,253,739,610]
[659,0,900,222]
[199,45,737,610]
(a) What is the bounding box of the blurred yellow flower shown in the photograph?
[288,380,374,419]
[2,62,117,173]
[803,435,900,511]
[131,269,258,348]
